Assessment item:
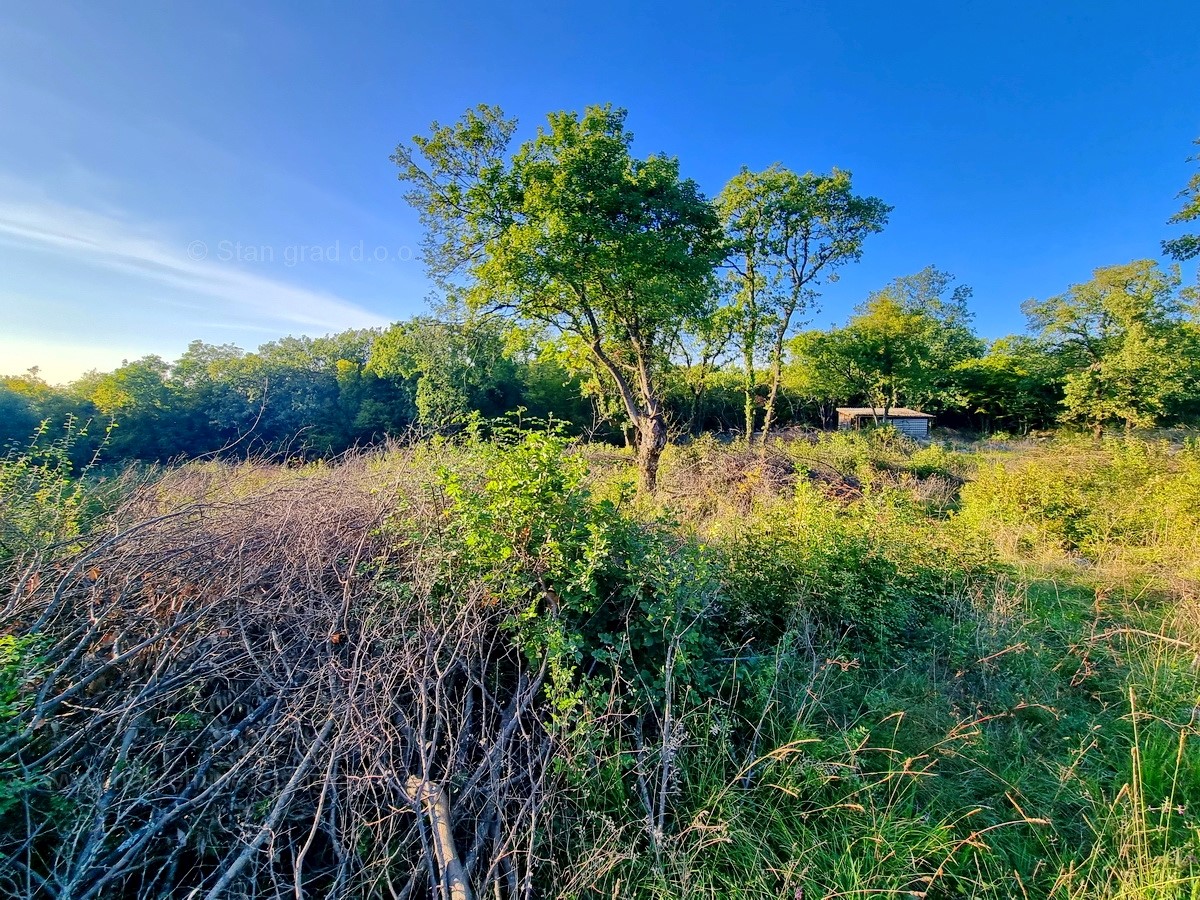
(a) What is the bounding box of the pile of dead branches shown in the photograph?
[0,462,554,899]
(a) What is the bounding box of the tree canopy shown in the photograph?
[1023,259,1194,433]
[1163,136,1200,262]
[394,104,726,491]
[787,268,982,422]
[5,121,1200,464]
[717,165,890,442]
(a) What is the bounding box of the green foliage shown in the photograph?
[1023,259,1195,432]
[906,440,966,479]
[368,315,519,430]
[789,269,982,417]
[0,635,39,724]
[395,102,728,491]
[873,266,986,409]
[636,432,1200,897]
[439,432,718,715]
[718,164,890,439]
[0,417,104,563]
[958,436,1200,576]
[0,317,606,464]
[831,292,929,409]
[573,713,970,899]
[953,334,1066,432]
[1163,136,1200,262]
[714,479,992,654]
[0,634,46,822]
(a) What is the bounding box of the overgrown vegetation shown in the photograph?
[2,427,1197,898]
[2,110,1198,898]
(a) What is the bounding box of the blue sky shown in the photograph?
[1,1,1197,383]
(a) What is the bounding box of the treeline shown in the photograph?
[3,108,1198,470]
[0,320,592,464]
[5,253,1198,467]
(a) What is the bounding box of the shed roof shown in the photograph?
[835,407,933,418]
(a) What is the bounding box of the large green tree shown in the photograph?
[792,294,937,422]
[1022,259,1191,434]
[83,356,180,459]
[393,104,726,492]
[952,336,1064,432]
[869,266,984,411]
[367,316,519,430]
[789,268,980,424]
[717,165,889,443]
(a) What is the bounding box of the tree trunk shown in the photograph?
[743,357,756,446]
[584,336,666,495]
[740,251,760,445]
[758,317,793,447]
[759,355,784,448]
[637,413,667,495]
[742,322,757,444]
[689,384,705,435]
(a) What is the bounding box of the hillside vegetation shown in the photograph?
[2,427,1198,898]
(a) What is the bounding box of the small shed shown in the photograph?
[836,407,934,439]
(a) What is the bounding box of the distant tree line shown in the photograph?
[0,319,592,466]
[3,109,1198,482]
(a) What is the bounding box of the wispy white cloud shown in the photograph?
[0,195,390,333]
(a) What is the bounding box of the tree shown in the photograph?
[1022,260,1189,434]
[86,356,177,459]
[170,341,247,453]
[511,349,593,432]
[798,294,937,422]
[1,371,61,448]
[1163,137,1200,262]
[717,165,889,443]
[394,104,726,493]
[788,269,979,425]
[952,336,1064,432]
[666,303,736,434]
[865,266,984,411]
[784,330,850,428]
[367,316,519,431]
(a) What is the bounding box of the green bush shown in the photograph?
[712,483,994,655]
[907,440,968,479]
[4,430,1198,898]
[958,436,1200,582]
[438,431,720,713]
[0,417,105,565]
[0,635,46,821]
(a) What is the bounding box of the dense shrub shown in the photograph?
[0,419,98,564]
[700,457,994,654]
[959,436,1200,585]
